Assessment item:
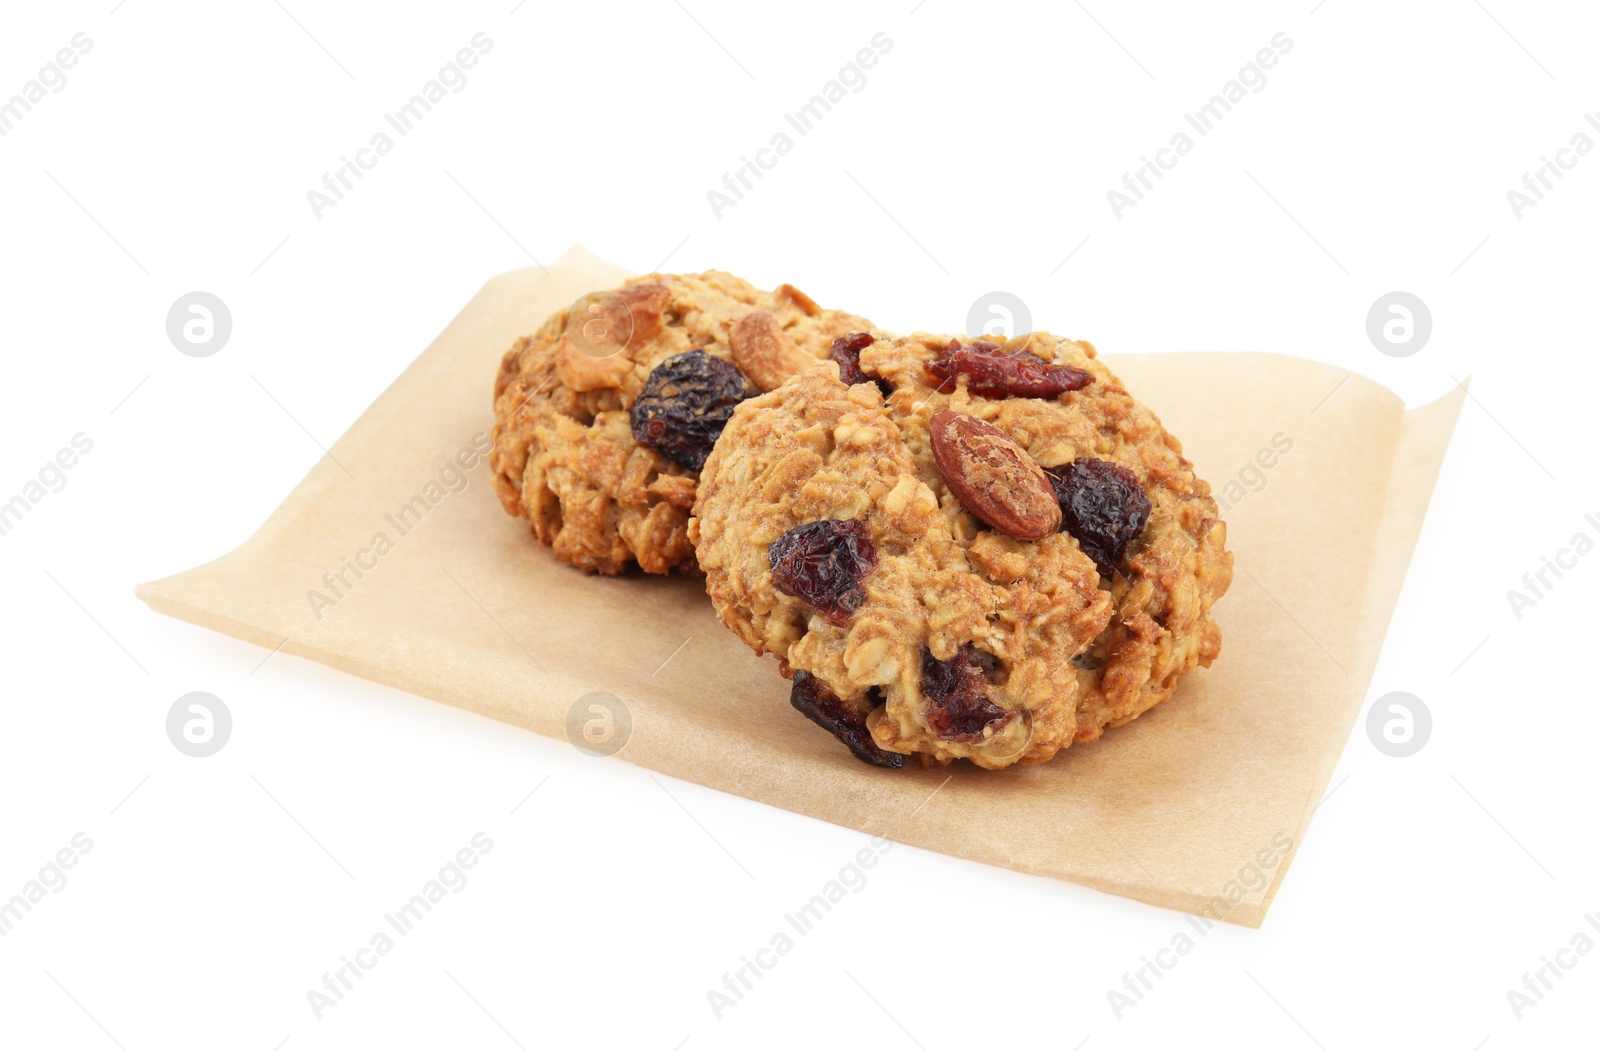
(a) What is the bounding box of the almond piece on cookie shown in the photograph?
[928,410,1061,541]
[730,311,817,393]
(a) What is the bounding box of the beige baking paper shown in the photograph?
[137,245,1464,927]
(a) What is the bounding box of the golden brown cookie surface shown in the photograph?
[691,332,1232,768]
[491,271,872,574]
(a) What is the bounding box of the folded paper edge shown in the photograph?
[1244,380,1468,927]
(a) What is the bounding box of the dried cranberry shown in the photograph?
[926,339,1092,400]
[1046,458,1151,575]
[630,350,748,470]
[768,519,877,624]
[921,646,1014,742]
[829,331,890,395]
[790,671,903,768]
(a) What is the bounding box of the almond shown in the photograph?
[774,282,821,316]
[928,410,1061,541]
[730,310,815,392]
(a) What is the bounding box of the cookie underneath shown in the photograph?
[491,271,872,574]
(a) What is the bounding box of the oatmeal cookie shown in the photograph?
[691,332,1232,768]
[491,272,873,574]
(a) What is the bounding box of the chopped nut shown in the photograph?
[730,311,815,392]
[775,283,821,316]
[928,410,1061,541]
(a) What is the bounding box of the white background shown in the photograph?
[2,0,1596,1047]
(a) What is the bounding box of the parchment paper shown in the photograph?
[137,245,1465,926]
